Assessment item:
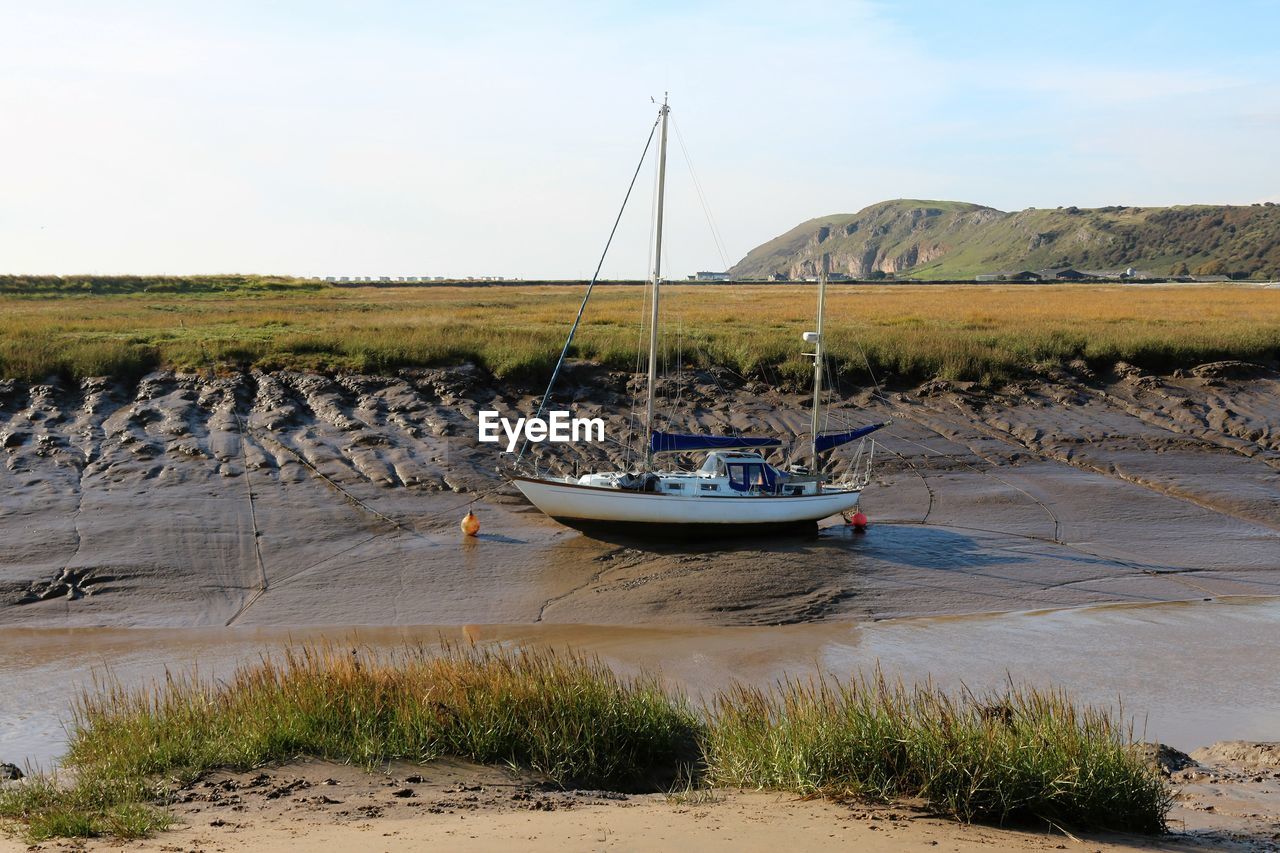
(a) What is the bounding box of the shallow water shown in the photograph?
[4,596,1278,771]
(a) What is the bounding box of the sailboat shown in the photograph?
[510,96,887,537]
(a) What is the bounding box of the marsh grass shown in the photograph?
[1,282,1277,386]
[0,644,697,839]
[66,645,698,790]
[0,775,174,841]
[703,673,1170,834]
[0,645,1168,841]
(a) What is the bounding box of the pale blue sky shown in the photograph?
[2,1,1277,278]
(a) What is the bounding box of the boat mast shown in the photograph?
[810,253,829,475]
[643,94,670,470]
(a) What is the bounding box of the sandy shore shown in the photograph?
[5,750,1279,853]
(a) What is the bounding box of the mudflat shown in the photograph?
[2,361,1276,629]
[2,361,1278,848]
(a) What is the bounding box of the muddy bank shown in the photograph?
[1,362,1277,629]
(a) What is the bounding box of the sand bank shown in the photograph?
[4,752,1277,852]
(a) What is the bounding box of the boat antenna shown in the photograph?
[516,108,661,466]
[810,253,830,476]
[643,92,670,471]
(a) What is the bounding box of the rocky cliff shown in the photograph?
[729,199,1280,280]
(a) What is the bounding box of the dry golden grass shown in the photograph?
[1,283,1277,385]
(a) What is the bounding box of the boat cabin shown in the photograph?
[573,450,821,497]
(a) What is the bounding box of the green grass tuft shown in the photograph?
[703,672,1170,833]
[0,774,173,840]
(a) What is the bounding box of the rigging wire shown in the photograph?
[518,114,661,465]
[672,116,732,272]
[817,328,1060,540]
[624,132,666,468]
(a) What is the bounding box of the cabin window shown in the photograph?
[700,483,719,491]
[727,462,777,493]
[666,483,683,491]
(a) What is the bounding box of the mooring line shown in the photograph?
[869,433,935,524]
[868,427,1237,600]
[225,390,269,627]
[884,414,1063,544]
[254,430,411,533]
[256,427,509,535]
[852,381,1270,607]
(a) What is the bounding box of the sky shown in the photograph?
[2,1,1278,278]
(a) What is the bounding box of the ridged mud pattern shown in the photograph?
[1,363,1278,629]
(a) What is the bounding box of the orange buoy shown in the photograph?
[460,510,480,537]
[850,511,868,533]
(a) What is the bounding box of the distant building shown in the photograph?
[694,271,732,281]
[1038,268,1089,281]
[976,270,1042,282]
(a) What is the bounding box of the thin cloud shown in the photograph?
[1,2,1278,276]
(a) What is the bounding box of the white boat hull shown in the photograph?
[512,476,861,536]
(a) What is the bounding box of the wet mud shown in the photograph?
[1,362,1276,629]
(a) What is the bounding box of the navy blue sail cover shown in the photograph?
[814,422,888,453]
[649,432,782,453]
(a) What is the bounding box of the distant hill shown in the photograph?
[729,199,1280,281]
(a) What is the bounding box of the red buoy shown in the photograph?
[850,511,868,533]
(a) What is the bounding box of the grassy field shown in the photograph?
[1,278,1277,386]
[0,645,1169,841]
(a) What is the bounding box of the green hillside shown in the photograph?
[729,199,1280,281]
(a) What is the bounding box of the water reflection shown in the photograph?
[2,597,1278,772]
